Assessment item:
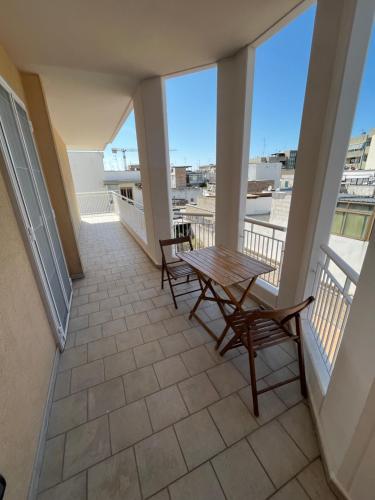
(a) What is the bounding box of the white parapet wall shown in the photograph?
[68,150,106,193]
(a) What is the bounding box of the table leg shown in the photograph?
[215,278,257,350]
[188,275,232,342]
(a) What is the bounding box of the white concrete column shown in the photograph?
[133,77,172,265]
[215,46,255,251]
[319,228,375,497]
[278,0,375,307]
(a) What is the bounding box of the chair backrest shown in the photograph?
[159,236,194,264]
[279,296,315,325]
[245,296,314,326]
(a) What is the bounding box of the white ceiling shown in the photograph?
[0,0,305,149]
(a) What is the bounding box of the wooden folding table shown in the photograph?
[178,245,275,345]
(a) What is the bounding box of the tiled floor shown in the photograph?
[37,214,337,500]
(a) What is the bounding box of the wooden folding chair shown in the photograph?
[220,296,314,416]
[159,236,203,309]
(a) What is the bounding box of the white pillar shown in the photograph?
[215,46,255,251]
[319,229,375,496]
[133,77,172,265]
[278,0,374,307]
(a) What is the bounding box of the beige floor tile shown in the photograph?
[231,352,272,381]
[38,435,64,492]
[78,301,100,317]
[209,393,258,445]
[112,303,134,320]
[132,298,155,313]
[269,479,309,500]
[100,296,120,311]
[264,367,304,407]
[103,349,136,379]
[163,315,191,334]
[87,336,117,362]
[133,340,164,367]
[88,448,141,500]
[212,440,275,500]
[88,377,125,419]
[63,416,111,478]
[181,345,215,375]
[149,490,169,500]
[179,372,219,413]
[207,361,247,397]
[53,370,71,401]
[278,403,319,460]
[110,399,152,453]
[148,306,171,323]
[47,391,87,438]
[248,420,308,488]
[297,459,337,499]
[37,472,86,500]
[124,365,160,402]
[238,382,287,423]
[120,292,140,305]
[152,294,174,308]
[102,318,127,337]
[69,315,89,333]
[183,326,211,348]
[160,332,190,357]
[154,355,189,388]
[59,345,87,372]
[140,322,168,342]
[89,309,112,327]
[115,328,143,351]
[126,312,150,330]
[71,360,104,392]
[135,427,187,498]
[259,345,294,371]
[169,462,225,500]
[146,385,188,431]
[175,409,225,470]
[205,341,239,365]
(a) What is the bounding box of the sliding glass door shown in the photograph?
[0,81,71,349]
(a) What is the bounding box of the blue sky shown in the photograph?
[105,6,374,168]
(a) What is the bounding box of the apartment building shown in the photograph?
[345,129,375,170]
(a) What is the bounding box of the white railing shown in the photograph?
[173,212,215,249]
[242,217,286,287]
[76,191,114,215]
[308,244,359,375]
[112,192,147,242]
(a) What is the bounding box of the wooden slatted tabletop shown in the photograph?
[178,245,275,287]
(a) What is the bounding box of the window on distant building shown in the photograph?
[332,201,375,240]
[120,187,133,200]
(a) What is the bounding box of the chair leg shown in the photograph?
[161,265,165,290]
[248,347,259,417]
[296,339,308,398]
[168,278,178,309]
[220,333,239,356]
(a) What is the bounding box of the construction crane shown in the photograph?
[111,148,138,170]
[111,147,177,170]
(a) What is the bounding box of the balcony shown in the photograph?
[37,212,336,499]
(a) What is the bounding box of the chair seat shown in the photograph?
[167,261,196,280]
[228,311,294,349]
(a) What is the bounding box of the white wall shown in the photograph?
[245,196,272,216]
[171,187,203,204]
[365,138,375,170]
[68,151,105,193]
[248,162,281,188]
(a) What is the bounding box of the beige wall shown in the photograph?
[21,72,83,278]
[0,46,57,500]
[53,128,81,239]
